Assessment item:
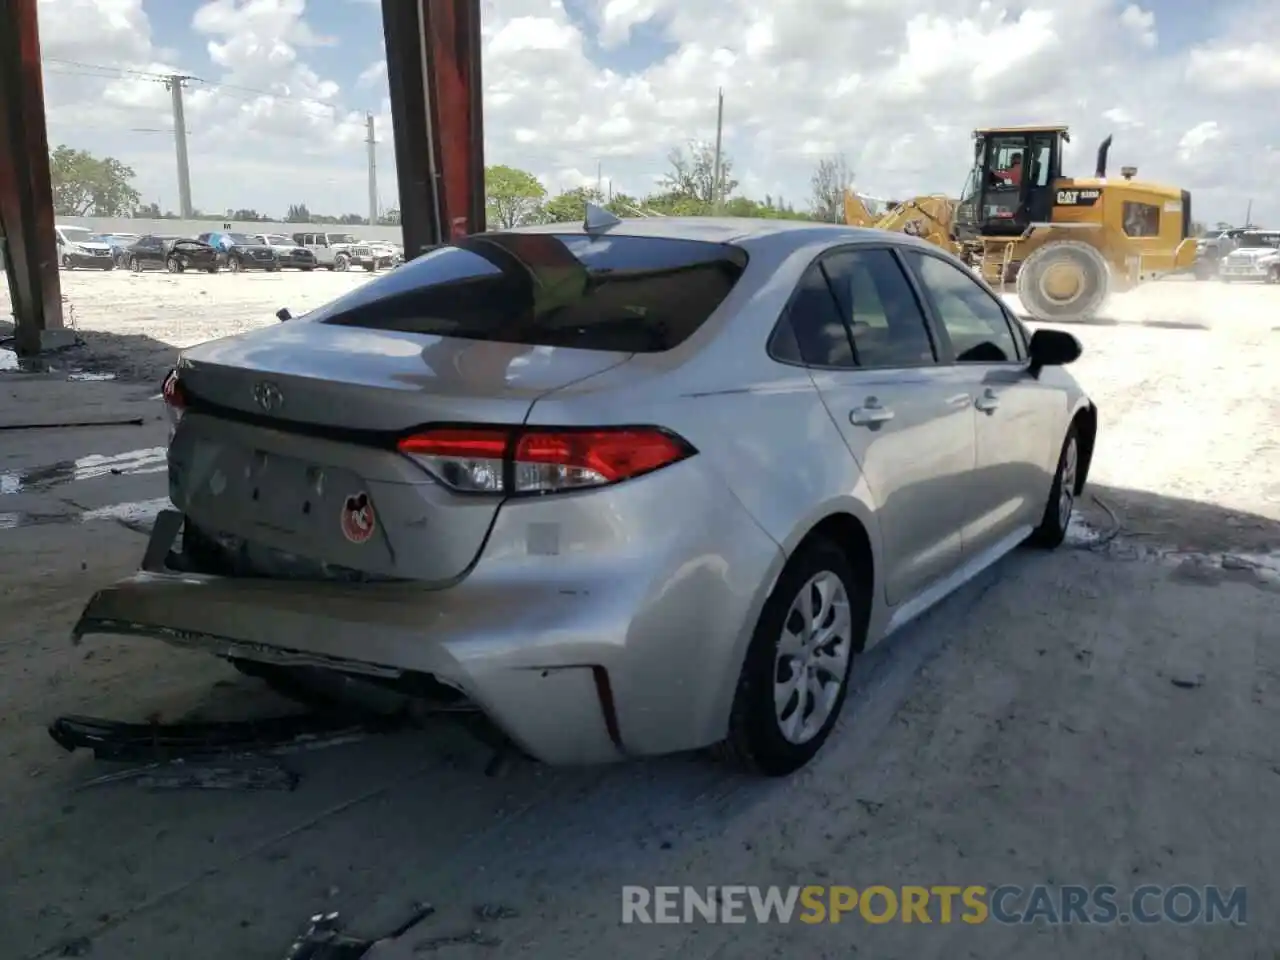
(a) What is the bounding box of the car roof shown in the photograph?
[495,216,930,255]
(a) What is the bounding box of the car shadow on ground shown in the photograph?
[1079,482,1280,559]
[0,326,182,386]
[1016,314,1209,330]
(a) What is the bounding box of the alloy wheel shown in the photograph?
[1058,435,1078,528]
[773,571,853,745]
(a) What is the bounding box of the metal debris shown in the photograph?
[281,905,437,960]
[78,760,300,792]
[473,904,518,922]
[414,930,503,952]
[48,711,400,764]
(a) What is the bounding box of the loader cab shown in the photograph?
[954,125,1067,240]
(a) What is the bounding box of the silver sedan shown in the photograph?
[74,213,1096,777]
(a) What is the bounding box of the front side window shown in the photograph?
[319,233,749,354]
[905,251,1019,363]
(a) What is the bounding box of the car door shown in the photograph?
[901,249,1060,558]
[782,246,977,606]
[134,237,157,267]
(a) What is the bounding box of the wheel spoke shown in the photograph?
[778,627,805,659]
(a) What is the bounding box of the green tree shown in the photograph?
[483,165,545,227]
[658,141,739,205]
[485,164,546,228]
[809,154,854,223]
[48,145,140,216]
[541,185,605,224]
[286,203,312,223]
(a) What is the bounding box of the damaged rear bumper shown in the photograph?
[74,503,782,766]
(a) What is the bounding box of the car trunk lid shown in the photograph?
[170,323,631,582]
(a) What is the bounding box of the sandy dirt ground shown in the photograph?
[1,271,1278,960]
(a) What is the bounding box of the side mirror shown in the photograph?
[1027,328,1081,373]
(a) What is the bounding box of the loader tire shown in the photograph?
[1016,240,1111,322]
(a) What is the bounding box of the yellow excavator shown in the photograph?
[845,125,1198,320]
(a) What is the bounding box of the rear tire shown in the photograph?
[1028,424,1080,550]
[228,257,242,273]
[206,265,219,274]
[1268,265,1280,285]
[1016,240,1110,321]
[717,538,865,777]
[165,257,183,274]
[129,256,141,273]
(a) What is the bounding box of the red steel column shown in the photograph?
[0,0,68,354]
[380,0,485,257]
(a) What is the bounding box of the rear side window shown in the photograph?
[773,263,855,367]
[822,248,937,367]
[321,233,749,353]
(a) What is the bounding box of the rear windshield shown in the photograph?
[1238,232,1280,248]
[319,233,749,352]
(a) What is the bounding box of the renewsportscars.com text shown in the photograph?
[621,884,1247,926]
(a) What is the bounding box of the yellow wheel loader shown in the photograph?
[844,125,1198,321]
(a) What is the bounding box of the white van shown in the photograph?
[55,225,116,270]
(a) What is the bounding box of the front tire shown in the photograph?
[1028,425,1080,549]
[61,254,73,270]
[335,253,351,272]
[1267,266,1280,285]
[718,538,865,777]
[1016,240,1111,322]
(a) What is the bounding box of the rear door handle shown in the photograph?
[850,398,895,426]
[974,388,1000,413]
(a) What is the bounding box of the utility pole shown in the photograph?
[164,75,193,218]
[711,87,724,215]
[596,159,602,198]
[366,112,378,226]
[1244,199,1253,227]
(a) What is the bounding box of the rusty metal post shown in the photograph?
[0,0,70,355]
[380,0,485,257]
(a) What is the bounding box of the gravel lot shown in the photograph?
[1,270,1277,959]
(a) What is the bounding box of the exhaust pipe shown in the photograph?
[1095,135,1113,178]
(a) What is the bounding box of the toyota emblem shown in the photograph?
[253,380,283,413]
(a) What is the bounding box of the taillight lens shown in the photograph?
[161,369,186,433]
[397,426,695,495]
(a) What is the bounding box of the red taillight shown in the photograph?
[396,426,694,495]
[161,369,186,410]
[161,370,186,436]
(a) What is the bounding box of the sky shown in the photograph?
[35,0,1280,225]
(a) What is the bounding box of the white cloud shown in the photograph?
[35,0,1280,225]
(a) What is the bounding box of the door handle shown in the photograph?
[850,398,895,426]
[974,389,1000,413]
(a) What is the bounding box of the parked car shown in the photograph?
[363,239,402,269]
[1218,230,1280,283]
[55,225,115,270]
[126,235,220,274]
[75,216,1096,777]
[197,232,281,273]
[251,233,318,271]
[1192,227,1247,279]
[292,231,376,271]
[100,233,141,268]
